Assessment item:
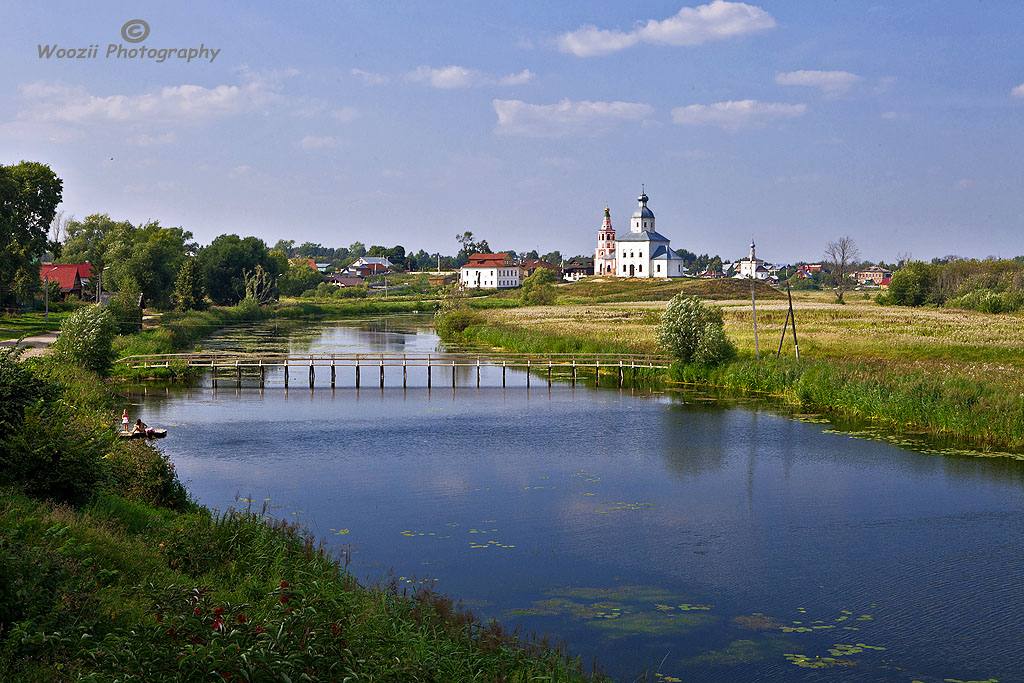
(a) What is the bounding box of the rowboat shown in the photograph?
[120,428,167,439]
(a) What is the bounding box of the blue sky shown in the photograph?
[2,1,1022,263]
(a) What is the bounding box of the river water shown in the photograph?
[128,316,1024,682]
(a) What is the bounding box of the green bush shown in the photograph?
[656,294,736,366]
[434,309,484,339]
[103,441,190,511]
[887,261,939,306]
[0,347,56,439]
[51,305,117,376]
[519,269,558,306]
[945,288,1024,314]
[107,288,143,335]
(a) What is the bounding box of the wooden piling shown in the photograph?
[309,363,315,389]
[259,359,265,388]
[451,360,456,387]
[477,359,481,387]
[330,361,336,387]
[427,362,432,388]
[355,364,360,389]
[283,363,288,388]
[403,358,407,388]
[380,360,385,388]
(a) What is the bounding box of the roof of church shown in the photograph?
[651,245,686,260]
[631,190,654,220]
[617,229,670,243]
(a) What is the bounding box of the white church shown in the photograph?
[594,188,688,278]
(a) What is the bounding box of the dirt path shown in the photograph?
[0,331,59,358]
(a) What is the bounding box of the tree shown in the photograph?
[277,261,324,296]
[173,257,206,311]
[888,261,937,306]
[519,268,558,306]
[455,232,491,264]
[198,234,276,305]
[656,294,736,366]
[348,241,367,259]
[540,251,562,266]
[0,161,63,308]
[103,220,192,309]
[107,279,143,334]
[51,305,117,375]
[824,236,860,303]
[243,264,276,305]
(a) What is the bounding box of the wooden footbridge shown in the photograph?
[116,352,671,389]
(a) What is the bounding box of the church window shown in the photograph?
[630,251,634,258]
[657,264,661,273]
[639,264,643,273]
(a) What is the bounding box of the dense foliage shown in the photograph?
[879,258,1024,311]
[50,305,117,376]
[519,268,558,306]
[656,294,736,366]
[172,257,206,311]
[0,161,63,308]
[197,234,279,305]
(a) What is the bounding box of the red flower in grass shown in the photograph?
[279,595,289,604]
[280,581,289,589]
[330,624,340,635]
[255,625,267,635]
[155,614,164,622]
[236,614,248,624]
[193,607,201,616]
[213,607,225,616]
[212,617,224,631]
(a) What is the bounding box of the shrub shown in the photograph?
[434,309,484,339]
[888,261,939,306]
[103,440,190,511]
[107,288,143,335]
[51,305,117,376]
[0,346,57,439]
[519,269,558,306]
[656,294,736,366]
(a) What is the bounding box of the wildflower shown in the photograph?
[213,617,224,631]
[330,624,340,635]
[155,614,164,622]
[213,607,225,616]
[255,625,266,634]
[236,614,248,623]
[279,595,289,604]
[280,581,289,589]
[193,607,201,616]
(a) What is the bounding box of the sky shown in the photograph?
[2,1,1023,263]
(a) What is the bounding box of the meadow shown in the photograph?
[457,284,1024,451]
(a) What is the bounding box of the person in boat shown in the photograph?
[132,419,154,438]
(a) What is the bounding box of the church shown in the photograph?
[594,188,688,278]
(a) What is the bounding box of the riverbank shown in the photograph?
[450,292,1024,452]
[0,350,600,681]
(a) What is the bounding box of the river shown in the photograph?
[127,315,1024,682]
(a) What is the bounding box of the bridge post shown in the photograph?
[309,363,315,389]
[572,358,576,385]
[284,363,289,388]
[618,359,623,387]
[451,360,456,387]
[547,357,552,388]
[403,357,407,388]
[502,360,506,387]
[380,359,385,388]
[211,360,217,388]
[355,363,360,389]
[477,359,481,387]
[526,359,531,388]
[330,361,336,387]
[236,360,241,388]
[595,359,600,387]
[259,359,265,388]
[427,361,432,388]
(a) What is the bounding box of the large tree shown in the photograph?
[0,161,63,308]
[824,236,860,303]
[198,234,277,305]
[104,221,193,309]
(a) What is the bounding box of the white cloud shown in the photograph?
[1012,83,1024,98]
[18,79,279,125]
[493,98,653,138]
[351,68,390,86]
[775,70,862,96]
[671,99,806,130]
[558,1,775,57]
[881,111,910,121]
[407,65,535,89]
[875,76,897,94]
[955,178,976,191]
[330,107,360,123]
[297,136,341,149]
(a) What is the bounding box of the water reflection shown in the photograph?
[124,317,1024,682]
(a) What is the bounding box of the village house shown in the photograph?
[562,259,594,282]
[521,258,561,279]
[856,265,892,284]
[460,253,521,289]
[39,263,93,300]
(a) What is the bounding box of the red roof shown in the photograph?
[463,253,511,268]
[40,264,86,292]
[879,277,891,286]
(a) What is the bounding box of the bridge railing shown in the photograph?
[116,351,672,368]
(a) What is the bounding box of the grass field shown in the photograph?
[460,284,1024,451]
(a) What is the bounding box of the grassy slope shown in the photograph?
[459,285,1024,451]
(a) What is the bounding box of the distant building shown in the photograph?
[460,253,521,289]
[594,206,617,276]
[614,189,688,278]
[856,266,892,284]
[733,239,771,280]
[40,263,93,300]
[428,273,459,287]
[563,259,594,282]
[521,259,561,279]
[326,275,364,287]
[350,256,393,275]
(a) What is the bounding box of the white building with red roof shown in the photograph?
[460,253,521,289]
